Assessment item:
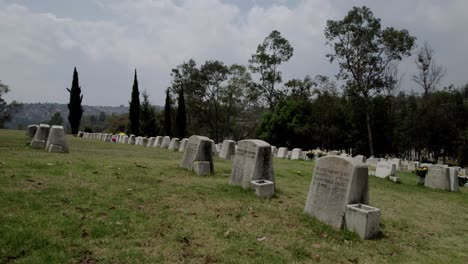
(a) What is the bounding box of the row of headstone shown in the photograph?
[28,124,69,153]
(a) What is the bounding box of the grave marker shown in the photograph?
[304,156,369,229]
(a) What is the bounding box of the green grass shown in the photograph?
[1,129,468,263]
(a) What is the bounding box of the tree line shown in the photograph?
[1,6,467,165]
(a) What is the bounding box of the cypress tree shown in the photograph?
[129,69,140,135]
[140,90,158,137]
[175,88,187,139]
[67,67,84,135]
[163,89,172,136]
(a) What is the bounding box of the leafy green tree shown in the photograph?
[249,30,294,109]
[0,80,10,128]
[49,112,64,126]
[170,59,203,135]
[140,90,158,137]
[175,87,187,139]
[129,69,140,135]
[67,67,84,134]
[200,60,229,142]
[325,6,416,156]
[163,88,172,136]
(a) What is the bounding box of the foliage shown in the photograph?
[66,67,84,134]
[249,30,293,109]
[163,88,172,136]
[49,112,63,126]
[413,166,428,178]
[139,91,158,137]
[325,6,416,156]
[175,87,187,139]
[458,128,468,167]
[413,42,446,97]
[0,80,11,128]
[83,126,93,133]
[129,70,140,135]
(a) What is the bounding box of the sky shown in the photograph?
[1,0,467,106]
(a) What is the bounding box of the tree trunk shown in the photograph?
[366,108,374,157]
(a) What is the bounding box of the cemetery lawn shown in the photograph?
[1,129,468,264]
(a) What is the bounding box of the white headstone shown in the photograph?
[290,148,303,160]
[128,135,136,145]
[154,136,163,147]
[304,156,369,229]
[219,140,236,160]
[448,167,460,192]
[180,135,213,173]
[229,139,274,189]
[30,124,50,149]
[277,147,288,159]
[425,165,450,191]
[27,125,38,141]
[354,155,366,163]
[147,137,155,147]
[390,158,401,171]
[178,138,188,152]
[161,136,171,149]
[168,138,180,151]
[45,125,69,153]
[407,161,419,171]
[375,162,396,178]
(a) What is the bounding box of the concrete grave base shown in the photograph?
[194,161,211,176]
[345,204,380,240]
[389,176,400,183]
[250,180,274,198]
[48,144,64,153]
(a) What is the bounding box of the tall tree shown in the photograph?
[0,80,10,128]
[49,112,64,126]
[163,88,172,136]
[200,60,229,142]
[175,87,187,139]
[412,41,446,97]
[140,90,158,137]
[67,67,84,134]
[249,30,294,109]
[129,69,140,135]
[324,6,416,156]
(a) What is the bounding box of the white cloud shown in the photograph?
[1,0,467,105]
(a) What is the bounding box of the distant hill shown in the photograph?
[5,103,137,129]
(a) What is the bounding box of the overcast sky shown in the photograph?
[1,0,467,106]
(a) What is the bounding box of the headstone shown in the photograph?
[277,147,288,159]
[408,161,420,171]
[354,155,366,163]
[27,125,38,141]
[291,148,303,160]
[161,136,171,149]
[168,138,180,151]
[375,162,396,178]
[229,139,274,189]
[123,135,129,144]
[30,124,50,149]
[425,165,450,191]
[448,167,460,192]
[219,140,236,160]
[45,125,69,153]
[437,157,444,165]
[180,135,213,173]
[128,135,136,145]
[304,156,369,229]
[328,150,340,156]
[154,136,163,147]
[287,151,292,159]
[271,146,278,157]
[147,137,156,147]
[141,137,148,146]
[193,161,211,176]
[135,136,142,145]
[209,139,218,156]
[390,158,402,170]
[178,138,188,152]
